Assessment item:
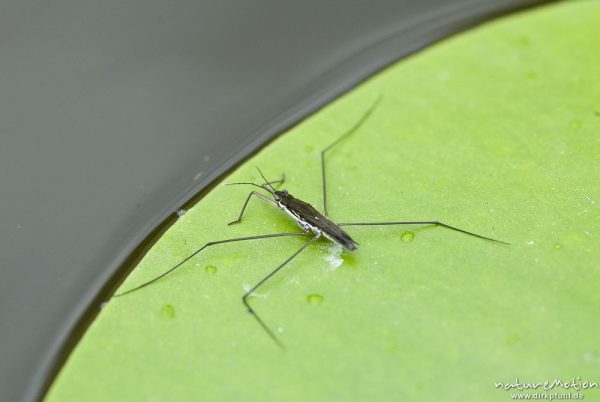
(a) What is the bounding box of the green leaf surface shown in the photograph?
[46,2,600,401]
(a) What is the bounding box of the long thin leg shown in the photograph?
[338,220,509,245]
[115,232,307,297]
[228,191,277,225]
[321,96,381,217]
[243,234,320,349]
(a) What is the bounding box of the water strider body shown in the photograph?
[276,189,358,250]
[232,184,358,251]
[116,96,508,348]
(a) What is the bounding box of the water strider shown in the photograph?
[116,96,509,348]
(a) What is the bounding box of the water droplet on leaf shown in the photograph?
[160,304,176,319]
[307,294,324,305]
[401,231,415,243]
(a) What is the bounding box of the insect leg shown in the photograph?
[228,191,277,225]
[243,234,320,348]
[338,221,509,245]
[320,96,381,216]
[115,232,306,297]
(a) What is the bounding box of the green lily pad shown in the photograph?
[46,1,600,401]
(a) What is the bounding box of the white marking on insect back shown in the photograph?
[276,199,353,248]
[279,203,322,235]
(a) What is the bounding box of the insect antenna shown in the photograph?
[256,167,277,193]
[226,181,274,194]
